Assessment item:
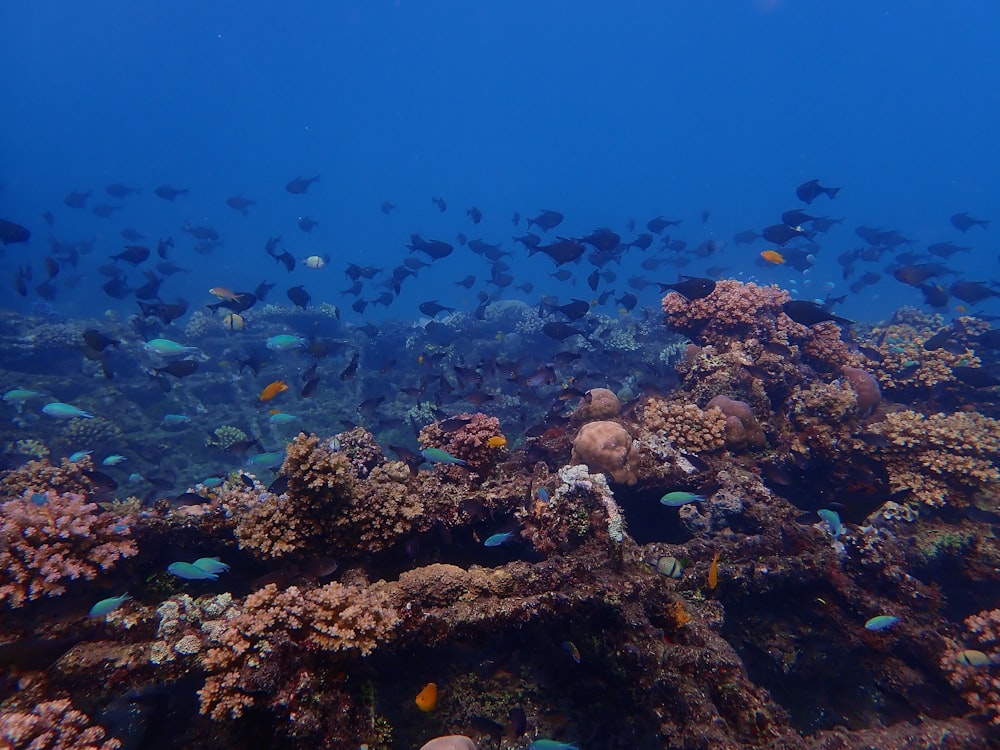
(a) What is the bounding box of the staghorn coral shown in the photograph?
[0,491,137,607]
[419,412,505,475]
[868,409,1000,507]
[198,580,400,720]
[570,420,639,485]
[661,279,790,348]
[1,455,96,497]
[0,698,121,750]
[941,608,1000,725]
[7,438,50,459]
[639,398,727,453]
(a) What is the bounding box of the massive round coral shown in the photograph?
[570,420,638,485]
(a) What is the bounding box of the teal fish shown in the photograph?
[29,493,48,506]
[817,508,842,537]
[144,338,199,357]
[127,472,145,484]
[654,556,683,578]
[201,477,224,488]
[484,531,516,547]
[89,593,131,618]
[68,450,93,462]
[529,741,579,750]
[535,487,550,503]
[562,640,581,664]
[42,402,94,419]
[265,334,306,351]
[162,414,190,426]
[167,561,218,580]
[3,388,42,404]
[192,557,230,574]
[865,615,900,631]
[269,413,299,425]
[102,455,127,466]
[660,491,705,506]
[246,452,285,470]
[421,447,467,465]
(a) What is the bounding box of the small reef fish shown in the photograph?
[654,556,683,578]
[258,380,289,403]
[89,593,131,618]
[127,473,144,484]
[208,287,242,301]
[269,412,299,425]
[303,255,327,269]
[865,615,900,631]
[246,452,286,470]
[529,741,579,750]
[486,435,507,449]
[42,402,94,419]
[760,249,785,264]
[708,552,720,590]
[956,649,997,667]
[201,477,225,488]
[415,682,438,712]
[535,487,550,503]
[102,455,126,466]
[817,508,842,537]
[3,389,41,404]
[192,557,230,574]
[562,640,581,664]
[660,491,705,507]
[266,334,306,351]
[421,447,467,465]
[167,562,219,580]
[68,450,93,462]
[484,531,516,547]
[162,414,190,426]
[144,338,199,358]
[221,313,245,331]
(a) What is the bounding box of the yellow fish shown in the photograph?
[760,250,785,265]
[209,286,242,301]
[221,313,245,331]
[708,551,720,590]
[486,435,507,449]
[257,380,288,403]
[414,682,437,712]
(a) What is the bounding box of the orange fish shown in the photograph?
[486,435,507,449]
[208,286,242,301]
[257,380,288,403]
[760,250,785,265]
[708,552,720,590]
[414,682,437,712]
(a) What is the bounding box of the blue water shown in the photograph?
[1,1,997,321]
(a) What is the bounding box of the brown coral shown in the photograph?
[639,399,727,453]
[419,412,505,475]
[1,455,97,497]
[570,421,638,484]
[661,280,790,348]
[0,698,121,750]
[571,387,621,423]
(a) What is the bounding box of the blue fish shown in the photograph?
[68,450,93,462]
[29,492,48,506]
[529,741,579,750]
[817,509,842,537]
[421,447,467,465]
[192,557,230,575]
[102,454,127,466]
[162,414,190,426]
[89,593,131,618]
[245,452,285,470]
[484,531,516,547]
[201,477,225,488]
[42,402,94,419]
[865,615,900,631]
[660,491,705,507]
[535,487,550,503]
[168,561,219,580]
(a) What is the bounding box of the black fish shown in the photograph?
[548,299,590,321]
[357,395,385,416]
[531,237,585,266]
[432,196,447,212]
[408,234,454,260]
[287,285,311,309]
[975,329,1000,350]
[35,279,57,300]
[893,263,951,286]
[155,360,199,378]
[796,179,840,204]
[580,228,621,252]
[286,175,319,194]
[455,275,476,289]
[112,245,150,265]
[419,300,455,317]
[226,195,255,215]
[629,233,653,251]
[300,377,320,398]
[254,279,275,301]
[346,263,381,280]
[950,281,1000,305]
[238,349,266,376]
[0,219,31,245]
[952,366,1000,388]
[105,183,140,199]
[134,272,163,300]
[658,276,716,301]
[782,300,852,327]
[380,200,395,214]
[927,241,971,258]
[647,216,682,234]
[83,329,119,352]
[340,352,359,380]
[514,233,541,250]
[102,278,131,299]
[527,209,564,232]
[733,229,761,244]
[781,209,815,226]
[121,227,145,242]
[542,322,585,341]
[467,206,482,224]
[762,224,810,246]
[91,204,121,218]
[156,260,189,275]
[950,212,990,232]
[616,292,638,312]
[154,185,188,201]
[63,190,90,208]
[298,216,318,232]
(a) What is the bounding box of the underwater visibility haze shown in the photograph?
[1,2,1000,749]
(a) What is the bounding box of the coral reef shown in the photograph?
[570,386,620,423]
[1,455,97,497]
[570,420,639,484]
[639,398,727,453]
[661,279,791,347]
[0,698,121,750]
[0,491,137,607]
[941,608,1000,725]
[419,412,506,475]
